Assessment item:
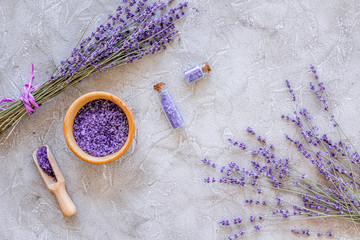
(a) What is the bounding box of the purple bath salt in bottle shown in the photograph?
[183,62,211,84]
[154,82,184,130]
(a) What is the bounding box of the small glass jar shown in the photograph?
[154,82,184,130]
[183,62,211,84]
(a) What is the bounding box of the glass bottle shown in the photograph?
[183,62,211,84]
[154,82,184,130]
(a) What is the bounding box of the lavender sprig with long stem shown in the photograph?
[203,65,360,239]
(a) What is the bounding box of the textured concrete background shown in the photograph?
[0,0,360,239]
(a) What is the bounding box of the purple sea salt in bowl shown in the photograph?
[64,92,135,164]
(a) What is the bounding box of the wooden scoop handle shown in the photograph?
[52,182,76,217]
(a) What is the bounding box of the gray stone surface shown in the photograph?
[0,0,359,239]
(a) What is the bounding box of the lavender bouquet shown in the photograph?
[0,0,187,143]
[202,65,360,239]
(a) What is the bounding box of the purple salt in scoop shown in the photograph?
[33,145,76,217]
[154,82,184,129]
[184,62,211,84]
[36,146,57,182]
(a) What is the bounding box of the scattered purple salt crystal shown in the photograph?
[36,146,57,182]
[183,62,211,84]
[154,82,184,130]
[73,99,129,157]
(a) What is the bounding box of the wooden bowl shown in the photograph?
[64,92,135,164]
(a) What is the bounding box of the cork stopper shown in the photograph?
[154,82,165,92]
[202,62,211,73]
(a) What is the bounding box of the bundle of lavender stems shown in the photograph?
[203,66,360,239]
[0,0,187,142]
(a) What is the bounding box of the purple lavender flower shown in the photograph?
[52,1,188,86]
[219,220,230,226]
[309,65,330,111]
[285,79,296,101]
[228,138,247,150]
[201,158,216,168]
[233,218,242,224]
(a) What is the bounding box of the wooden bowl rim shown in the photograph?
[63,91,135,164]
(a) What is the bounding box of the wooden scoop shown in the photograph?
[33,145,76,217]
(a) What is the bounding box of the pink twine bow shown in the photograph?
[0,64,40,114]
[19,63,40,114]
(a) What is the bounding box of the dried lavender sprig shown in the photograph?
[204,68,360,238]
[204,153,349,221]
[283,73,360,183]
[285,74,360,217]
[282,84,360,219]
[309,69,360,205]
[280,104,360,225]
[0,0,188,142]
[210,160,353,239]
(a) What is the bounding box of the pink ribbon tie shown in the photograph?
[19,64,40,114]
[0,64,40,114]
